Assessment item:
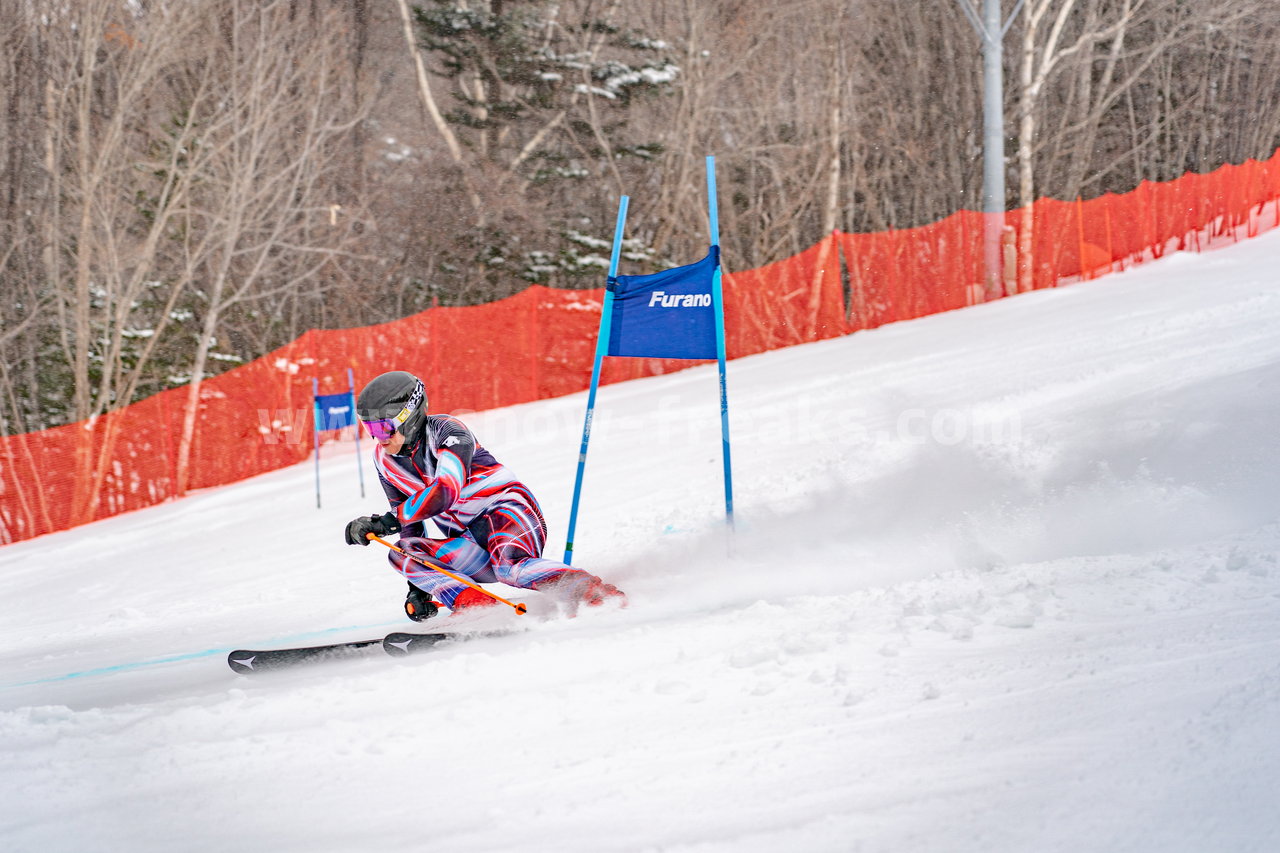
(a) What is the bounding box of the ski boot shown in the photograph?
[534,569,627,613]
[404,582,440,622]
[450,587,500,613]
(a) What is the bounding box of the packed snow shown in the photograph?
[3,231,1280,853]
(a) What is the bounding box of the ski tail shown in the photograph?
[227,638,383,673]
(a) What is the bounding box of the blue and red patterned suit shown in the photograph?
[374,414,575,608]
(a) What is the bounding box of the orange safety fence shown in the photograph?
[840,153,1280,331]
[3,149,1280,544]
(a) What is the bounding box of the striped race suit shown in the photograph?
[374,414,569,608]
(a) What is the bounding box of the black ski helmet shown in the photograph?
[356,371,428,445]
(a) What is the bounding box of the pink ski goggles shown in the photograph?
[361,417,400,440]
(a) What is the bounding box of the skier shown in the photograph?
[343,370,625,621]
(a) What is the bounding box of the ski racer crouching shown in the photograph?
[343,370,625,620]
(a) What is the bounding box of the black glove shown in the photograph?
[344,511,401,546]
[404,582,439,622]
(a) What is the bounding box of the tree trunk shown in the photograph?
[1017,10,1038,295]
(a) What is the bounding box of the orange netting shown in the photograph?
[3,150,1279,544]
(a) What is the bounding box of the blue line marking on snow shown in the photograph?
[2,648,236,688]
[0,622,397,691]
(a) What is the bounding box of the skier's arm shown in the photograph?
[394,418,478,526]
[395,448,467,525]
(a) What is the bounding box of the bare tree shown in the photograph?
[172,0,369,495]
[1015,0,1094,293]
[28,0,224,521]
[1012,0,1267,291]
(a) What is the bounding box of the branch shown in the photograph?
[393,0,465,165]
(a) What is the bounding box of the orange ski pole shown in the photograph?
[367,533,528,615]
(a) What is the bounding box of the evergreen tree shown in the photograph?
[411,0,677,293]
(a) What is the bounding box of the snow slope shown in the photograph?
[3,231,1280,853]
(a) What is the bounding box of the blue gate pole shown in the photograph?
[348,368,366,499]
[564,195,629,565]
[312,377,322,509]
[706,155,735,529]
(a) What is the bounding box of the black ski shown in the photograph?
[227,631,467,673]
[226,637,385,673]
[382,631,453,657]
